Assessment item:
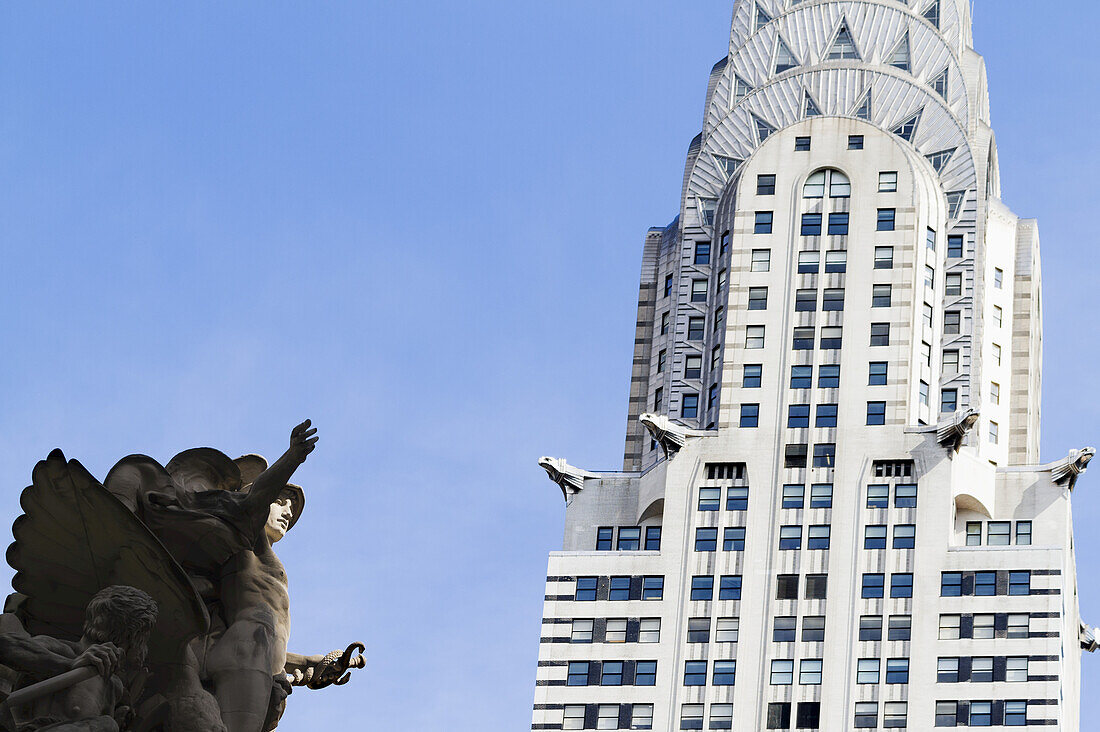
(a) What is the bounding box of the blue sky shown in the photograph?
[0,2,1097,729]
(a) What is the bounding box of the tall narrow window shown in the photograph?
[751,249,771,272]
[755,211,774,234]
[695,241,711,264]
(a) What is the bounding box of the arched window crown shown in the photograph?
[804,169,850,198]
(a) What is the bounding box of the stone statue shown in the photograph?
[0,421,363,731]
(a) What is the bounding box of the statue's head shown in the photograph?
[83,585,158,670]
[265,485,305,543]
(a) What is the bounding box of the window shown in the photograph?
[723,527,746,551]
[863,363,888,389]
[743,364,762,388]
[810,483,832,508]
[855,702,878,728]
[879,171,898,192]
[801,213,823,236]
[805,574,828,599]
[972,614,994,639]
[818,364,840,388]
[716,269,727,293]
[849,134,864,150]
[660,312,669,335]
[871,284,892,308]
[563,705,585,730]
[867,401,886,425]
[645,527,661,550]
[922,341,932,367]
[992,342,1002,366]
[795,136,811,152]
[925,265,935,289]
[966,521,982,546]
[973,571,995,596]
[686,617,710,644]
[857,658,880,684]
[686,318,705,341]
[571,619,593,643]
[632,704,654,730]
[946,272,962,296]
[746,325,765,349]
[710,703,733,729]
[890,573,913,598]
[784,443,808,468]
[767,703,791,730]
[597,705,619,729]
[865,525,887,549]
[635,660,657,685]
[971,656,993,682]
[875,245,894,268]
[870,323,889,346]
[941,572,962,597]
[642,576,663,600]
[691,576,714,601]
[942,349,959,373]
[695,527,718,552]
[944,310,961,334]
[813,443,835,468]
[989,421,999,444]
[893,524,916,549]
[790,365,812,389]
[941,389,958,413]
[715,617,739,643]
[782,484,804,509]
[824,249,847,272]
[817,404,838,427]
[923,303,934,329]
[1016,521,1032,545]
[684,660,707,686]
[663,274,673,298]
[609,576,630,601]
[797,250,820,273]
[1007,613,1030,639]
[895,483,917,508]
[802,615,825,642]
[822,288,844,311]
[776,574,799,600]
[808,525,830,550]
[860,615,883,641]
[1006,656,1028,682]
[884,702,907,729]
[948,234,964,258]
[877,208,896,231]
[1009,571,1030,595]
[682,394,699,419]
[935,701,958,727]
[690,280,707,304]
[888,615,912,641]
[820,326,843,349]
[758,174,776,195]
[596,527,613,551]
[795,288,817,312]
[682,355,703,380]
[681,704,704,731]
[939,614,961,640]
[987,521,1010,546]
[993,305,1003,327]
[617,528,641,550]
[719,575,742,600]
[1005,701,1027,727]
[788,405,810,428]
[699,488,721,513]
[747,286,768,310]
[575,577,597,601]
[567,661,589,685]
[656,349,668,374]
[779,525,802,550]
[755,211,774,234]
[751,249,771,272]
[827,212,849,236]
[885,658,908,684]
[867,484,889,508]
[862,573,884,598]
[799,659,822,685]
[694,241,712,265]
[726,487,749,511]
[639,618,660,643]
[990,381,1000,405]
[926,227,937,251]
[739,404,759,428]
[770,659,794,685]
[920,381,930,407]
[601,661,623,686]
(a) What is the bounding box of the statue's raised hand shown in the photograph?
[71,642,121,677]
[288,420,318,465]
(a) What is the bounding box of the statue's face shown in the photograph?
[265,497,294,542]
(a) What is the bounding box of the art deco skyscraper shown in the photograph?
[532,2,1093,731]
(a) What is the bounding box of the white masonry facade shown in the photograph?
[532,2,1094,731]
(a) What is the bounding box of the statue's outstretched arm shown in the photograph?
[283,644,364,690]
[243,420,317,518]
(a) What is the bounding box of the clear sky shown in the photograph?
[0,2,1097,729]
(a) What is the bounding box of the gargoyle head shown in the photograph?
[1074,447,1096,472]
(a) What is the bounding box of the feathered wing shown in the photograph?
[6,449,208,666]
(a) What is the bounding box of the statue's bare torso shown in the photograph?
[220,538,291,675]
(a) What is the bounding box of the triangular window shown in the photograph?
[734,75,754,103]
[888,33,911,72]
[853,88,872,120]
[755,3,772,31]
[714,156,743,178]
[924,0,941,28]
[931,68,949,98]
[926,148,957,173]
[892,109,922,142]
[775,37,799,73]
[699,199,718,227]
[754,114,777,143]
[946,191,966,219]
[804,91,822,117]
[827,24,860,60]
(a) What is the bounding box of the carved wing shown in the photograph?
[6,449,209,666]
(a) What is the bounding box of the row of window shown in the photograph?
[942,571,1033,596]
[693,526,746,551]
[965,521,1032,546]
[560,703,650,730]
[850,657,912,685]
[733,322,898,351]
[698,482,917,512]
[740,401,890,428]
[939,613,1033,640]
[936,700,1032,727]
[573,576,664,602]
[937,656,1036,683]
[860,573,915,598]
[741,246,903,273]
[566,660,656,687]
[683,660,738,686]
[568,618,660,644]
[595,526,661,552]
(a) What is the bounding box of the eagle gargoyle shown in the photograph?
[639,413,710,458]
[538,457,598,503]
[1051,447,1096,490]
[936,408,980,453]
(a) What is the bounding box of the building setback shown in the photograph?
[532,2,1095,731]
